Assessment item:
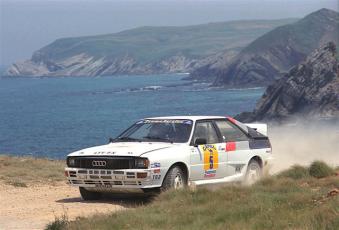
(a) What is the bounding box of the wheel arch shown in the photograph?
[161,162,189,185]
[249,155,263,168]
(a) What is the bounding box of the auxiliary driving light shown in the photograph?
[137,172,148,178]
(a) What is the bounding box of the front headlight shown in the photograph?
[135,158,149,169]
[67,157,76,167]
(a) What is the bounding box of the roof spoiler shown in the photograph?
[245,123,268,136]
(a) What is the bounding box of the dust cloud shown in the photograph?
[268,121,339,174]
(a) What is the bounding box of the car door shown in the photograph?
[214,119,250,177]
[189,120,226,181]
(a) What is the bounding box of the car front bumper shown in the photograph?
[65,167,159,192]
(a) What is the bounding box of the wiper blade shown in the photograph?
[143,136,173,143]
[114,136,141,142]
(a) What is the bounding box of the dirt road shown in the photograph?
[0,183,134,230]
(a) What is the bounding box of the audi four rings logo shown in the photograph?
[92,160,107,167]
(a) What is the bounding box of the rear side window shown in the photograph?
[193,121,219,144]
[215,120,248,142]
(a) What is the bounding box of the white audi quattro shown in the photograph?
[65,116,273,200]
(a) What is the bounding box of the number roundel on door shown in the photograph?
[202,144,218,170]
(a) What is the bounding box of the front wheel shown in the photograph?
[244,160,262,185]
[162,166,187,191]
[79,187,102,200]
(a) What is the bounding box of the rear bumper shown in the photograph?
[65,167,159,192]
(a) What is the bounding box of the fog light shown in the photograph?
[137,172,148,178]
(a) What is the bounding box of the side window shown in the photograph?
[193,121,219,144]
[215,120,248,142]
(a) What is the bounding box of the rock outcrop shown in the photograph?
[191,8,339,87]
[236,42,339,122]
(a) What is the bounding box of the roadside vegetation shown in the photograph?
[0,154,65,187]
[47,161,339,230]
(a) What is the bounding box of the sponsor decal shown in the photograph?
[151,162,161,168]
[204,169,216,178]
[152,175,161,180]
[153,168,161,174]
[227,117,237,124]
[142,119,193,124]
[183,120,193,125]
[201,144,218,171]
[218,146,225,151]
[93,151,116,155]
[226,142,236,152]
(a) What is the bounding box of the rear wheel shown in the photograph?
[244,160,262,185]
[79,187,102,200]
[162,166,187,191]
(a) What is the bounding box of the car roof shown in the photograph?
[144,116,227,121]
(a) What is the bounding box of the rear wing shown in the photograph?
[245,123,268,136]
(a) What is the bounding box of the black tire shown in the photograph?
[162,166,187,191]
[79,187,102,200]
[244,160,262,186]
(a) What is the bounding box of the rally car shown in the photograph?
[65,116,273,200]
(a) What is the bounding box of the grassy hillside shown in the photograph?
[48,162,339,230]
[209,8,339,87]
[35,19,297,63]
[0,155,65,187]
[244,9,339,55]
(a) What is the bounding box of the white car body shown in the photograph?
[65,116,273,193]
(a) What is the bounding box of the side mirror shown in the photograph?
[194,138,207,146]
[108,137,115,143]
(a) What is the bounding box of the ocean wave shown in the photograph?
[226,87,264,91]
[86,85,264,95]
[91,85,164,95]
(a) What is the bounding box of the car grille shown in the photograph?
[67,157,139,169]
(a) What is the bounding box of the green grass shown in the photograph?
[277,164,310,179]
[243,9,339,55]
[309,161,335,178]
[48,163,339,230]
[0,155,65,186]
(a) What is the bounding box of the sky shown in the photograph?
[0,0,338,66]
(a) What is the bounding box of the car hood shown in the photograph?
[68,142,176,157]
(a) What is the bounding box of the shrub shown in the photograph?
[309,161,334,178]
[9,180,27,187]
[45,214,68,230]
[278,165,309,179]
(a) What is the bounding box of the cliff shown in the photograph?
[5,19,295,77]
[236,42,339,122]
[190,9,339,86]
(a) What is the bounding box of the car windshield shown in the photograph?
[115,119,193,143]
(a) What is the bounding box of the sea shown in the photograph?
[0,74,264,158]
